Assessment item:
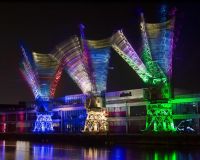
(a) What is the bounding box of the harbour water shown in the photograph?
[0,140,199,160]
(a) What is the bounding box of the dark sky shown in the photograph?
[0,2,199,104]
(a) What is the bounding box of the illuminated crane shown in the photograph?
[111,8,176,132]
[51,25,111,133]
[19,44,63,132]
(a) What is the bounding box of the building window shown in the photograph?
[130,106,146,116]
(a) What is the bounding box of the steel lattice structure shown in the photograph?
[51,36,94,94]
[19,44,64,132]
[19,7,178,133]
[51,27,111,96]
[87,39,111,94]
[20,46,63,101]
[20,46,41,99]
[111,30,152,83]
[141,11,176,132]
[111,10,176,132]
[51,26,111,133]
[144,17,175,79]
[32,52,60,101]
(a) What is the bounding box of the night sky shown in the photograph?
[0,2,200,104]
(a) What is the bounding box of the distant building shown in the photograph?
[0,88,199,134]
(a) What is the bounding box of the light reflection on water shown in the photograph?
[0,140,199,160]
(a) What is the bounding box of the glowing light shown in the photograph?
[52,33,111,133]
[80,24,94,90]
[89,47,111,94]
[154,152,159,160]
[32,52,60,100]
[20,46,62,101]
[50,63,64,98]
[111,147,126,160]
[33,144,53,159]
[83,110,108,132]
[52,32,111,95]
[111,30,152,83]
[143,15,175,78]
[19,45,64,133]
[171,151,177,160]
[15,141,30,160]
[0,140,5,159]
[145,103,175,132]
[170,97,200,104]
[52,36,94,94]
[20,48,41,99]
[139,10,176,132]
[140,13,167,85]
[33,113,54,132]
[64,94,86,105]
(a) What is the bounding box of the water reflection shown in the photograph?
[110,146,126,160]
[0,140,5,160]
[33,144,53,160]
[0,140,199,159]
[84,147,109,160]
[144,148,200,160]
[15,141,30,160]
